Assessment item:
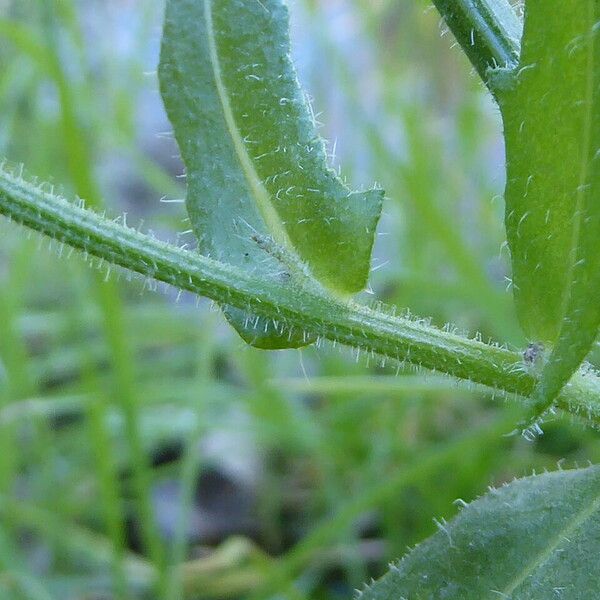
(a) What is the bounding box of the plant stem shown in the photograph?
[432,0,522,87]
[1,168,600,422]
[0,169,600,423]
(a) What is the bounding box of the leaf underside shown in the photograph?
[158,0,383,348]
[359,466,600,600]
[500,0,600,407]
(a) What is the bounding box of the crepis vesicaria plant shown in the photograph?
[2,0,600,597]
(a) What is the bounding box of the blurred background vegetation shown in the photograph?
[0,1,598,599]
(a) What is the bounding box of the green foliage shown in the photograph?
[2,0,600,598]
[360,2,600,596]
[501,1,600,349]
[158,0,382,348]
[510,2,600,415]
[360,465,600,600]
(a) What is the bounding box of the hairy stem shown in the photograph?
[1,167,600,422]
[432,0,522,88]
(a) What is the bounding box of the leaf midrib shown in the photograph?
[498,473,600,596]
[203,0,295,255]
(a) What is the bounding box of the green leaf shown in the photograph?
[500,1,600,410]
[158,0,383,348]
[359,465,600,600]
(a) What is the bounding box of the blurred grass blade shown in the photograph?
[1,498,155,593]
[248,412,521,599]
[1,9,168,594]
[500,1,600,411]
[269,375,486,396]
[0,528,55,600]
[359,465,600,599]
[158,0,383,348]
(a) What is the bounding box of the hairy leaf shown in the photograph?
[500,1,600,409]
[359,465,600,600]
[158,0,383,348]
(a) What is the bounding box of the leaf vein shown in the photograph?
[203,0,294,254]
[499,479,600,596]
